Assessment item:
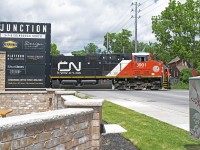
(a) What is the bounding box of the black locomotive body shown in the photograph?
[50,53,170,90]
[50,54,132,88]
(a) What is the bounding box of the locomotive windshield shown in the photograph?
[134,55,148,62]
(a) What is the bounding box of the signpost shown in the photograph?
[0,22,51,88]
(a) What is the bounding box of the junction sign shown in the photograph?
[0,22,51,88]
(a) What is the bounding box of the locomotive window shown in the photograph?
[134,56,148,62]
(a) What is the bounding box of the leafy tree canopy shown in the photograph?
[152,0,200,67]
[71,43,100,56]
[71,50,86,56]
[84,43,101,54]
[103,29,133,53]
[102,29,161,55]
[51,43,60,56]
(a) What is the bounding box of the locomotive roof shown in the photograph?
[132,52,149,56]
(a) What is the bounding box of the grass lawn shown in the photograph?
[102,101,200,150]
[171,82,189,89]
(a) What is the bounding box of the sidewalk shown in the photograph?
[106,98,189,131]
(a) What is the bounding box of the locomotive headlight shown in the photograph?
[153,66,159,72]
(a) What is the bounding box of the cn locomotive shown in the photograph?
[50,52,170,90]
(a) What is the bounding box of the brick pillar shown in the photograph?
[91,106,102,150]
[61,97,104,150]
[0,51,6,91]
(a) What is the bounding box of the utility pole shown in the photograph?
[106,32,108,52]
[107,33,109,53]
[131,2,139,53]
[134,2,138,53]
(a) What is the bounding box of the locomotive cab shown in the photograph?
[133,52,150,62]
[128,52,164,90]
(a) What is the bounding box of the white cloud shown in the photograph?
[0,0,186,54]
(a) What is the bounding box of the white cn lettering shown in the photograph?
[20,24,23,32]
[58,61,81,72]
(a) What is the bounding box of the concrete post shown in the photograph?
[189,76,200,139]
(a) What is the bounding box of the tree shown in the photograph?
[84,43,100,54]
[103,32,116,53]
[51,43,60,56]
[103,29,133,53]
[152,0,200,66]
[116,29,133,53]
[145,42,171,63]
[71,50,86,56]
[71,43,100,56]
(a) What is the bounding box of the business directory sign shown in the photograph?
[0,22,51,88]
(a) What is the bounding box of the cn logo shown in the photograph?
[58,61,81,72]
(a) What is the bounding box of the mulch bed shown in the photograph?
[101,133,138,150]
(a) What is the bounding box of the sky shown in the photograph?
[0,0,186,55]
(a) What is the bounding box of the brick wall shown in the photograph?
[0,91,55,116]
[0,90,104,149]
[61,96,104,150]
[54,90,76,109]
[0,109,94,150]
[0,51,6,91]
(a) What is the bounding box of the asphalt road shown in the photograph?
[78,89,189,130]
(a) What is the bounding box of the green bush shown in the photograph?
[180,68,192,83]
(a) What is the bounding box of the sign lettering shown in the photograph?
[58,61,81,72]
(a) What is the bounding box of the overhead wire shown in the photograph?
[62,3,137,52]
[136,1,169,43]
[139,2,155,11]
[67,1,163,51]
[108,3,133,33]
[116,16,134,33]
[70,3,136,49]
[123,18,134,30]
[140,0,152,6]
[63,4,133,52]
[139,1,168,19]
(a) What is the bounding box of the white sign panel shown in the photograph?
[0,33,46,39]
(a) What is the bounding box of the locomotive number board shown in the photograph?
[0,22,51,88]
